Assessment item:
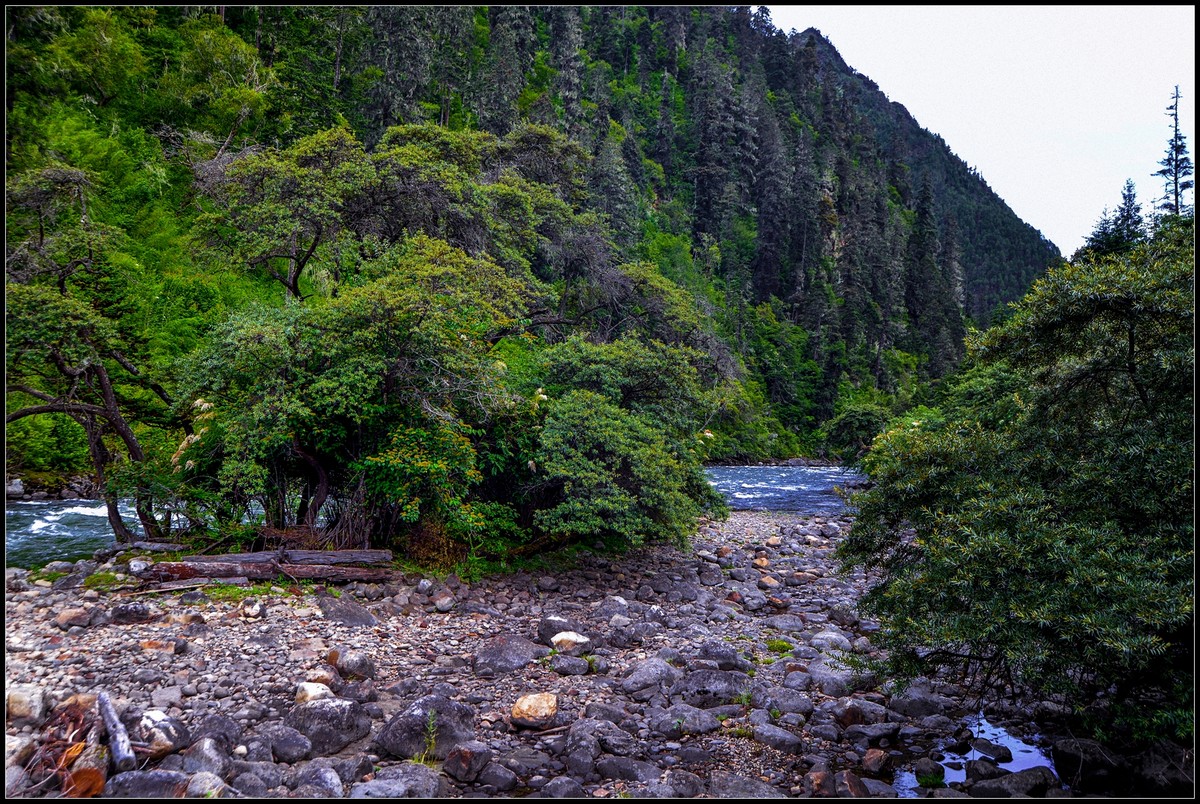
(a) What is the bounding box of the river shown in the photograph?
[5,466,863,570]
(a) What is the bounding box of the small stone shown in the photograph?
[550,631,591,657]
[5,685,46,726]
[296,682,336,704]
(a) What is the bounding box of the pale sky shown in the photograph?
[768,5,1196,257]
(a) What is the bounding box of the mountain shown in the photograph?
[6,6,1066,523]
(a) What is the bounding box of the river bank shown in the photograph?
[4,511,1192,798]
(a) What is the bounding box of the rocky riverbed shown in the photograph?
[4,512,1193,798]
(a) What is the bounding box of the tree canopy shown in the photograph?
[839,213,1195,743]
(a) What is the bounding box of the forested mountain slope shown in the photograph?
[6,6,1061,561]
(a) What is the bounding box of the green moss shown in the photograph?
[83,571,122,591]
[765,638,793,654]
[204,582,270,603]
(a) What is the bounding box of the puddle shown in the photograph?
[892,712,1058,797]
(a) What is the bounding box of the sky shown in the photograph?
[768,5,1196,257]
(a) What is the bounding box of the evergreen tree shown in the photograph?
[1155,85,1194,216]
[1075,180,1145,261]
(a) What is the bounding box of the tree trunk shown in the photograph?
[138,561,394,583]
[181,548,392,565]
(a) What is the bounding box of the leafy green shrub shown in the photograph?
[531,390,722,550]
[840,218,1195,744]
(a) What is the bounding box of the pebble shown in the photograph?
[3,512,1098,799]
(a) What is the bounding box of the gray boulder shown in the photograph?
[888,680,954,717]
[283,699,372,757]
[669,669,752,709]
[375,695,474,761]
[621,658,682,694]
[473,634,547,676]
[349,762,442,798]
[542,776,587,798]
[104,770,190,798]
[650,703,721,737]
[709,770,787,798]
[260,723,313,763]
[181,737,233,780]
[969,765,1060,797]
[318,597,377,627]
[443,740,493,782]
[753,723,805,754]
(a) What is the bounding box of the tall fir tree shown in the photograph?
[1155,85,1194,216]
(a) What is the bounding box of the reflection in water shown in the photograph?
[891,712,1059,797]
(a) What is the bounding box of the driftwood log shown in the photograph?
[63,737,108,798]
[96,692,136,773]
[180,549,392,566]
[139,561,394,584]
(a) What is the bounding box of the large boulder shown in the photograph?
[283,698,371,757]
[104,770,190,798]
[887,680,954,717]
[137,710,192,760]
[1051,736,1124,794]
[349,762,442,798]
[473,635,547,677]
[709,771,787,798]
[669,669,752,709]
[375,695,474,761]
[259,723,313,763]
[650,704,721,737]
[443,740,493,783]
[621,658,683,694]
[969,765,1060,797]
[318,598,377,627]
[1130,740,1195,796]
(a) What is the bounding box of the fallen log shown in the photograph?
[180,549,392,566]
[96,692,136,773]
[138,561,394,584]
[63,738,108,798]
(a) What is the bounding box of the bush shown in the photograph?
[839,218,1194,743]
[531,390,724,550]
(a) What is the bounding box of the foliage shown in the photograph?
[8,6,1079,564]
[530,389,723,551]
[839,216,1195,743]
[1154,86,1194,216]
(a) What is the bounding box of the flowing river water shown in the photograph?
[5,466,861,570]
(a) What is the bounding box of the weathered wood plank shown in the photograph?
[97,692,136,772]
[180,549,392,566]
[141,562,393,583]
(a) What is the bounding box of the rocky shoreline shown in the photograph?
[5,511,1193,798]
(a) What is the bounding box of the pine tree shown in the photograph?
[1111,178,1145,245]
[1075,179,1145,260]
[1155,86,1194,216]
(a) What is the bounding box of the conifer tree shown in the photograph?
[1155,86,1194,216]
[1075,180,1145,260]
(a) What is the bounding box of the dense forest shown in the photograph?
[5,5,1061,563]
[5,4,1194,747]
